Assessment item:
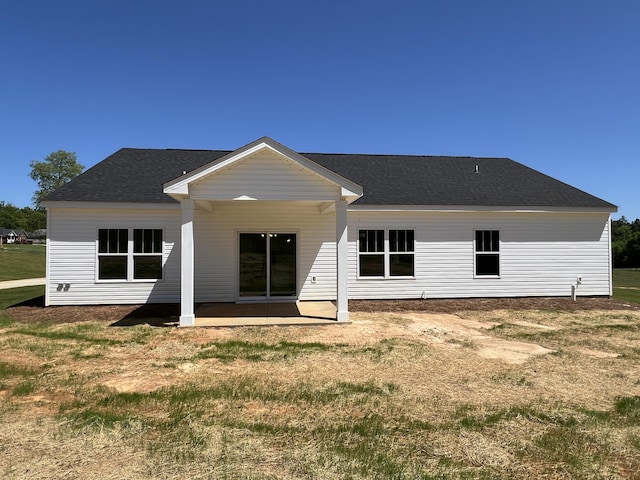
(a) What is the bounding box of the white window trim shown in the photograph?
[357,228,415,280]
[473,229,501,279]
[95,228,165,283]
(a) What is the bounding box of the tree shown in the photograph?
[29,150,84,209]
[611,216,640,268]
[0,202,46,231]
[0,201,20,228]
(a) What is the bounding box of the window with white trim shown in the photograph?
[475,230,500,276]
[133,229,163,279]
[98,229,128,280]
[358,229,384,276]
[358,229,415,278]
[389,229,415,276]
[97,228,163,281]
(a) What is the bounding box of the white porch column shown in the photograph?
[336,199,349,322]
[179,199,195,326]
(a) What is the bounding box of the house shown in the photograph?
[0,227,28,244]
[42,137,617,326]
[14,229,29,244]
[0,227,13,244]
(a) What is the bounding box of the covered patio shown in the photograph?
[191,301,339,327]
[162,137,363,327]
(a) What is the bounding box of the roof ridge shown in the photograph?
[303,152,510,160]
[164,148,232,153]
[117,147,232,153]
[115,147,508,160]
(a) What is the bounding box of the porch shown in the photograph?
[191,301,339,327]
[165,138,363,327]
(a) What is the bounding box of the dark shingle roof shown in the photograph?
[0,227,25,236]
[44,148,229,204]
[43,147,616,210]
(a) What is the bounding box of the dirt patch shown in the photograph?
[401,313,555,364]
[101,369,183,393]
[573,348,621,359]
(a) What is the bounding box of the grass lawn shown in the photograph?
[0,285,44,311]
[613,268,640,304]
[0,244,46,281]
[1,284,639,479]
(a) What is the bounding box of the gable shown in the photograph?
[190,148,341,201]
[163,137,363,203]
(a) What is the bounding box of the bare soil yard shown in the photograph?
[1,298,640,479]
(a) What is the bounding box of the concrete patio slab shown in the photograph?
[192,301,341,327]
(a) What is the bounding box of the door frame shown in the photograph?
[236,231,298,303]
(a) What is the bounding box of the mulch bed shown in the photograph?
[5,295,638,325]
[349,297,639,313]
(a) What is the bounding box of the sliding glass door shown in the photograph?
[239,233,296,298]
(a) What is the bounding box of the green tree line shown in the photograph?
[0,202,46,232]
[612,216,640,268]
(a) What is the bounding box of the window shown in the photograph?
[358,229,415,278]
[98,229,128,279]
[133,229,163,279]
[389,229,415,276]
[97,228,163,281]
[359,229,384,276]
[475,230,499,276]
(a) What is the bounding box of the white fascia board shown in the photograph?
[41,201,180,210]
[163,136,363,201]
[347,204,617,214]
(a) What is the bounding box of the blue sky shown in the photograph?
[1,1,638,219]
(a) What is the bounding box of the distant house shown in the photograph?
[14,229,28,243]
[0,227,28,244]
[42,137,617,325]
[29,229,47,240]
[0,227,11,244]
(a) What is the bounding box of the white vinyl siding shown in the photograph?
[47,205,612,306]
[348,211,612,299]
[47,207,180,305]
